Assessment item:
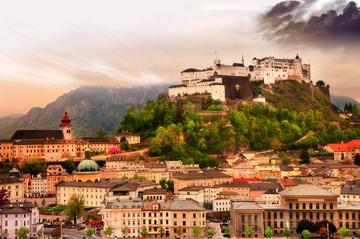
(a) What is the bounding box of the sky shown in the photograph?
[0,0,359,116]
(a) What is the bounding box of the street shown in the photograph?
[63,229,101,239]
[208,222,225,239]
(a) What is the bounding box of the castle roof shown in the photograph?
[181,68,202,73]
[10,130,64,141]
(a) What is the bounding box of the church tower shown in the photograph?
[60,111,73,140]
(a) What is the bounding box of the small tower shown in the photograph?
[60,110,73,140]
[241,56,245,65]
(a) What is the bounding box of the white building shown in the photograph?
[0,202,43,239]
[31,174,47,197]
[178,186,205,204]
[115,132,141,146]
[169,55,311,101]
[213,198,231,211]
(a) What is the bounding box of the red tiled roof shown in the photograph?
[326,139,360,152]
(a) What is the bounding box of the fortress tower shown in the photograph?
[60,111,73,140]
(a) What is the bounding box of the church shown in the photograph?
[0,111,119,162]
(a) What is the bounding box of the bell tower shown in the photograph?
[60,110,73,140]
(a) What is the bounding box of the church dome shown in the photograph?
[77,148,99,172]
[77,159,100,172]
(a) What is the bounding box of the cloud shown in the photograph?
[260,0,360,48]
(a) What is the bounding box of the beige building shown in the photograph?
[56,179,159,207]
[178,186,205,204]
[115,132,141,146]
[0,177,24,202]
[102,199,206,238]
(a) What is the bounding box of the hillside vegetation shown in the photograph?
[118,83,360,167]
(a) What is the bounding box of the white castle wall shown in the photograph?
[169,82,225,101]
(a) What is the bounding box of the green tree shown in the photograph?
[122,227,130,237]
[208,227,216,238]
[316,80,325,87]
[86,227,94,238]
[160,178,167,189]
[41,198,46,207]
[224,226,232,237]
[357,228,360,236]
[280,152,291,165]
[159,226,165,238]
[37,228,43,239]
[140,227,149,238]
[120,136,129,150]
[283,227,291,239]
[66,194,85,225]
[338,226,350,238]
[355,153,360,166]
[166,180,174,193]
[20,158,46,176]
[246,226,254,237]
[300,149,310,164]
[16,227,30,239]
[104,225,113,237]
[175,227,184,237]
[301,229,311,239]
[96,128,108,138]
[62,159,76,174]
[192,226,202,237]
[265,226,273,237]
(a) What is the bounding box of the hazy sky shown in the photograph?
[0,0,359,116]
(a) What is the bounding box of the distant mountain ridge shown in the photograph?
[0,85,169,140]
[331,95,360,110]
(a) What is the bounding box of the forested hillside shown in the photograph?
[118,82,360,167]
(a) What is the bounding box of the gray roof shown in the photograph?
[233,202,264,210]
[169,200,205,211]
[341,186,360,195]
[280,184,338,197]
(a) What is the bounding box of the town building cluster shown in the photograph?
[169,55,311,101]
[0,111,140,162]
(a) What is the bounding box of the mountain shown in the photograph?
[0,84,169,139]
[331,95,360,110]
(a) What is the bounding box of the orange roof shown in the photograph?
[326,143,351,152]
[279,178,297,187]
[326,139,360,152]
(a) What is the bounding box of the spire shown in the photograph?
[60,110,72,127]
[241,56,245,65]
[295,54,300,60]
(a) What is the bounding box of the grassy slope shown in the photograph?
[261,80,339,120]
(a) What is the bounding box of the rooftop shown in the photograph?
[280,184,338,197]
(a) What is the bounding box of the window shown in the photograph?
[303,203,306,209]
[323,203,326,209]
[330,203,333,209]
[182,213,186,218]
[242,215,245,222]
[174,213,177,218]
[303,213,306,219]
[339,212,343,219]
[254,215,258,222]
[309,203,313,209]
[289,203,292,209]
[316,203,320,209]
[280,212,283,219]
[296,203,299,209]
[296,212,299,219]
[330,213,334,220]
[316,213,320,220]
[289,212,293,219]
[248,215,252,222]
[323,213,326,220]
[346,213,349,220]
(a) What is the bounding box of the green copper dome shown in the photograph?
[77,148,100,172]
[77,159,100,172]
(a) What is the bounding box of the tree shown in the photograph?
[297,220,312,234]
[16,227,30,239]
[166,180,174,193]
[66,194,85,225]
[246,226,254,237]
[192,226,202,238]
[159,226,165,238]
[96,128,108,138]
[300,149,310,164]
[265,226,273,237]
[319,226,327,239]
[316,80,325,87]
[160,178,167,189]
[0,189,10,206]
[224,226,232,237]
[175,227,183,237]
[41,198,46,207]
[62,159,76,174]
[301,229,311,239]
[86,227,94,238]
[208,227,216,238]
[37,228,43,239]
[283,227,291,239]
[104,225,113,237]
[357,228,360,236]
[122,227,130,238]
[20,158,46,176]
[140,227,149,238]
[120,136,129,151]
[355,153,360,166]
[52,226,61,239]
[338,226,350,238]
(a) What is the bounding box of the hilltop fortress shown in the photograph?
[169,55,311,101]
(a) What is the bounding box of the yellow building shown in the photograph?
[0,177,24,202]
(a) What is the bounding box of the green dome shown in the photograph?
[77,159,100,172]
